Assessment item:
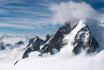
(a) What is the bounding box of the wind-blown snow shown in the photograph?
[51,1,98,24]
[63,20,86,55]
[64,20,86,42]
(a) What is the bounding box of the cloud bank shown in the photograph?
[14,47,104,70]
[50,1,99,24]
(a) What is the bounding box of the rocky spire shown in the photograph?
[72,22,99,55]
[39,20,99,56]
[39,23,72,55]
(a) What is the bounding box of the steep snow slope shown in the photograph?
[64,20,99,54]
[63,20,86,55]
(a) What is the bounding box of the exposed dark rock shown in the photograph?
[22,47,32,59]
[22,35,51,59]
[39,21,99,56]
[22,20,99,58]
[0,42,5,50]
[16,41,24,45]
[72,24,99,55]
[39,23,72,55]
[6,44,12,46]
[45,34,50,42]
[30,36,50,51]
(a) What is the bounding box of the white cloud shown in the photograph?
[0,17,52,29]
[0,0,103,31]
[14,48,104,70]
[50,1,99,24]
[0,22,35,29]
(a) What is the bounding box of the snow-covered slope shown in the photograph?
[38,20,99,56]
[14,46,104,70]
[64,20,99,55]
[0,20,104,70]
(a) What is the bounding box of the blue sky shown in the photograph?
[0,0,104,35]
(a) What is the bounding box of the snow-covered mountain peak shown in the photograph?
[0,19,103,70]
[78,20,86,26]
[64,20,99,55]
[33,19,98,56]
[64,20,86,41]
[13,19,103,70]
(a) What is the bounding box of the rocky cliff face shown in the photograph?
[72,22,99,55]
[39,20,99,56]
[22,20,99,58]
[39,23,72,55]
[22,35,51,59]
